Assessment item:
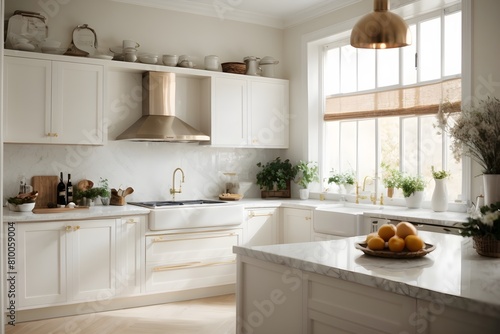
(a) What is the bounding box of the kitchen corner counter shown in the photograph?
[2,205,150,222]
[234,231,500,319]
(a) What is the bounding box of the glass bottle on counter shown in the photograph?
[57,172,66,208]
[66,173,73,204]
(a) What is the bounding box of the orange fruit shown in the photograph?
[378,224,396,241]
[365,232,378,243]
[367,236,385,250]
[388,235,405,252]
[396,221,417,239]
[405,235,425,252]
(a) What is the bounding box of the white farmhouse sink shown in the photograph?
[313,204,384,237]
[145,201,244,230]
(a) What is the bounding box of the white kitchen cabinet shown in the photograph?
[416,300,499,334]
[202,75,289,148]
[115,216,146,296]
[244,208,279,246]
[308,273,416,334]
[13,219,116,309]
[282,208,313,243]
[145,228,242,293]
[3,56,104,145]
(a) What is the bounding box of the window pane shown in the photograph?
[419,17,441,81]
[339,121,357,170]
[444,12,461,76]
[340,45,357,93]
[358,49,376,91]
[377,48,399,87]
[379,117,400,168]
[447,132,463,202]
[358,120,376,182]
[420,116,443,199]
[402,24,417,85]
[325,48,340,95]
[402,117,418,175]
[324,121,340,179]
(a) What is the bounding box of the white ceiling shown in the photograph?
[110,0,362,29]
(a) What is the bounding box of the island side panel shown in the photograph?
[236,255,306,334]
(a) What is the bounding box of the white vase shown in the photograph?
[404,191,424,209]
[344,184,354,194]
[483,174,500,206]
[431,178,448,212]
[299,188,309,200]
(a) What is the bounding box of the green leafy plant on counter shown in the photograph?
[327,170,356,186]
[462,202,500,240]
[294,161,319,189]
[74,177,110,200]
[381,162,402,189]
[431,166,451,179]
[398,175,426,198]
[256,157,297,191]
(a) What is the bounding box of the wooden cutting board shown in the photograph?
[31,175,59,208]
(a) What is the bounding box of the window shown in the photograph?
[322,6,462,202]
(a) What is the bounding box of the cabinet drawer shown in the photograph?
[145,229,242,293]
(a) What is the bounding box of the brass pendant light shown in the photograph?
[350,0,411,49]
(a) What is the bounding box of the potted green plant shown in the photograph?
[256,157,297,198]
[327,170,356,194]
[381,162,402,198]
[97,177,111,205]
[294,160,319,200]
[398,174,426,208]
[460,202,500,257]
[74,177,110,206]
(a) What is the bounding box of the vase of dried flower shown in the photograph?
[483,174,500,206]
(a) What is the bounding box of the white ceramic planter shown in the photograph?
[299,188,309,200]
[431,178,448,212]
[404,191,424,209]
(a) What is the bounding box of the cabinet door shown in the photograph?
[249,80,289,148]
[211,77,248,146]
[282,208,313,243]
[3,57,52,143]
[245,208,279,246]
[116,216,146,296]
[16,222,68,308]
[52,62,104,145]
[70,220,115,301]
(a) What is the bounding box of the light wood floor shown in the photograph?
[5,294,236,334]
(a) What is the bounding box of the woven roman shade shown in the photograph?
[324,78,461,121]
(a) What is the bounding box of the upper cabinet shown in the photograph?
[3,55,104,145]
[201,75,289,148]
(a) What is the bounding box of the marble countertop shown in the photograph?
[2,205,150,222]
[234,231,500,318]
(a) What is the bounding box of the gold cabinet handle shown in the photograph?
[152,260,236,272]
[65,226,72,231]
[126,218,137,224]
[47,132,59,137]
[248,211,273,218]
[73,225,80,231]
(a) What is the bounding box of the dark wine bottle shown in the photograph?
[57,172,66,207]
[67,173,73,204]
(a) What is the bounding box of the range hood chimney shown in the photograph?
[116,72,210,142]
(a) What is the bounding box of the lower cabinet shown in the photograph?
[14,219,116,309]
[244,208,279,246]
[145,229,242,293]
[282,208,313,243]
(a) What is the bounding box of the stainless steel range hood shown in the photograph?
[116,72,210,142]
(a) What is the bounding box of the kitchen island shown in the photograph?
[233,231,500,334]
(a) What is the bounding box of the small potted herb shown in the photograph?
[381,162,402,198]
[294,160,319,199]
[327,170,356,194]
[398,174,426,208]
[256,157,297,198]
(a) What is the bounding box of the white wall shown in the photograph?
[2,0,286,201]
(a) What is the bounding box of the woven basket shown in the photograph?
[221,62,246,74]
[473,236,500,258]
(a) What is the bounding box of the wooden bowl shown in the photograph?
[221,62,246,74]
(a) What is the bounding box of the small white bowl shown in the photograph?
[8,202,35,212]
[163,54,178,66]
[138,54,159,64]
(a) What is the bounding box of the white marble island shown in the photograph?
[234,231,500,334]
